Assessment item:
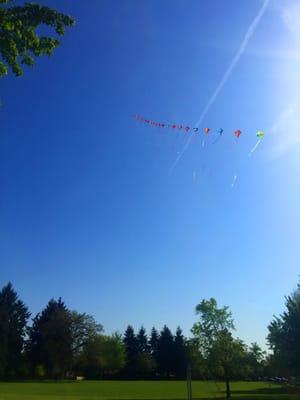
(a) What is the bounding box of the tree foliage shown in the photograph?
[137,326,149,354]
[173,327,187,378]
[156,325,175,377]
[191,298,234,354]
[122,325,139,377]
[0,282,30,377]
[27,298,73,378]
[2,281,295,383]
[149,327,159,358]
[70,311,104,357]
[192,298,246,398]
[247,342,265,378]
[78,333,126,379]
[267,282,300,375]
[0,0,74,77]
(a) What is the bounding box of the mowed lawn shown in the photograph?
[0,380,299,400]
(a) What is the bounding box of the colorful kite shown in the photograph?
[250,130,264,154]
[201,127,211,147]
[134,115,266,160]
[213,128,224,144]
[234,129,242,138]
[256,130,264,139]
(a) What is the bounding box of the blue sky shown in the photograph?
[0,0,299,348]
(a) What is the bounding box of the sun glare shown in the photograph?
[269,1,300,160]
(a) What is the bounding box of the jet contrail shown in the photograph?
[170,0,270,173]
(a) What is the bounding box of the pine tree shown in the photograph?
[149,327,159,356]
[268,282,300,375]
[0,283,30,377]
[137,326,149,353]
[174,326,187,378]
[149,327,159,377]
[123,325,139,378]
[156,325,174,377]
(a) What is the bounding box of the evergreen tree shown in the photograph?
[267,282,300,375]
[149,327,159,357]
[247,342,265,378]
[27,298,72,378]
[156,325,174,377]
[0,283,30,377]
[137,326,149,353]
[149,327,159,377]
[174,326,187,378]
[123,325,139,378]
[136,326,153,378]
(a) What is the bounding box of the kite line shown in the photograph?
[169,0,270,174]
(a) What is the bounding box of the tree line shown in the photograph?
[0,283,187,380]
[0,281,299,393]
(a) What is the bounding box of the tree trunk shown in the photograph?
[225,379,231,399]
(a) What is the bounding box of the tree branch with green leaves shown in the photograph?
[0,0,75,77]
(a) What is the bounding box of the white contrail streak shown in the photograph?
[169,0,270,174]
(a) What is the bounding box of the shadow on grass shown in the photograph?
[125,387,300,400]
[232,386,300,395]
[213,385,299,399]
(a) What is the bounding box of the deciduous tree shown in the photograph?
[78,333,126,379]
[192,298,246,398]
[27,298,72,378]
[70,311,103,357]
[0,0,74,77]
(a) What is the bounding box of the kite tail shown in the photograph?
[193,169,197,182]
[202,139,205,148]
[249,139,262,155]
[231,175,237,188]
[213,135,221,144]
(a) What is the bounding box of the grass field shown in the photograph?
[0,380,299,400]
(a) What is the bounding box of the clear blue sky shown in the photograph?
[1,0,299,348]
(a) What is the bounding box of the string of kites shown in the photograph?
[133,115,265,150]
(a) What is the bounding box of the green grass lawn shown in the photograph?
[0,380,299,400]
